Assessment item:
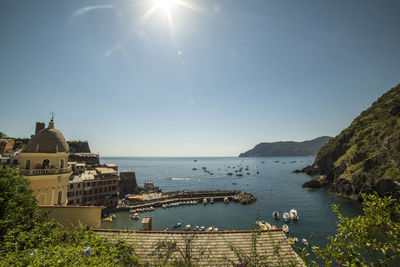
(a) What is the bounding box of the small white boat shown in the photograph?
[289,209,299,221]
[210,198,214,204]
[184,224,191,231]
[162,204,167,209]
[224,197,229,204]
[203,198,207,205]
[272,211,280,220]
[256,221,271,230]
[282,224,289,233]
[199,226,205,231]
[302,238,309,246]
[283,212,290,222]
[193,225,199,231]
[205,226,213,231]
[212,227,219,231]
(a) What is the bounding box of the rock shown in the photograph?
[302,180,322,189]
[374,178,400,196]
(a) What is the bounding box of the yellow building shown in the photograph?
[19,119,71,205]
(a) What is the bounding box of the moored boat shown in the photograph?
[205,226,214,231]
[193,225,199,231]
[173,222,182,229]
[289,209,299,221]
[185,224,191,231]
[282,224,289,233]
[272,211,280,220]
[283,212,290,222]
[102,216,113,222]
[224,197,229,204]
[203,198,207,205]
[210,198,214,204]
[256,221,271,230]
[199,226,205,231]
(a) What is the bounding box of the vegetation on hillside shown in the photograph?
[304,84,400,199]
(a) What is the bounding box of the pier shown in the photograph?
[117,190,257,211]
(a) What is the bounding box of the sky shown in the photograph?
[1,0,399,157]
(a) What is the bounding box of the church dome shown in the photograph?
[24,124,69,153]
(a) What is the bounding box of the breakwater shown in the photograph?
[117,190,257,211]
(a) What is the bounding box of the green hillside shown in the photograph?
[303,83,400,199]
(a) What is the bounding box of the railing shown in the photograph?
[19,167,72,176]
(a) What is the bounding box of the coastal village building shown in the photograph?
[67,166,119,207]
[19,119,71,205]
[10,118,104,228]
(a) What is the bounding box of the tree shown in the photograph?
[0,168,140,266]
[0,132,7,139]
[312,193,400,266]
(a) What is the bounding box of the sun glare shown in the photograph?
[155,0,175,13]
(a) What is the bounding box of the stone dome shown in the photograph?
[25,127,69,153]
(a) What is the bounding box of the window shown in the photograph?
[57,191,62,205]
[70,200,74,205]
[84,191,87,196]
[83,197,86,202]
[78,184,81,188]
[77,199,80,204]
[89,197,91,201]
[95,189,97,193]
[42,159,50,169]
[69,184,73,189]
[25,160,30,169]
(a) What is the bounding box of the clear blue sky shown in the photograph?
[1,0,399,156]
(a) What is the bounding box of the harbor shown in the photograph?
[115,190,258,211]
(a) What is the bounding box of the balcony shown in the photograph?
[19,167,72,176]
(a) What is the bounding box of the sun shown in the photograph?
[155,0,176,13]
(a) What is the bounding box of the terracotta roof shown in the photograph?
[95,229,305,266]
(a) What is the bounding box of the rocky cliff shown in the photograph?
[302,83,400,199]
[239,136,332,157]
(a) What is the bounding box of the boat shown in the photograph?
[193,226,199,231]
[173,222,182,229]
[210,198,214,204]
[212,227,219,231]
[302,238,309,246]
[272,211,280,220]
[289,209,299,221]
[163,227,169,231]
[184,224,191,231]
[256,221,271,230]
[271,225,277,230]
[224,197,229,204]
[110,213,116,219]
[203,198,207,205]
[199,226,205,231]
[205,226,214,231]
[130,213,139,220]
[192,168,197,170]
[129,209,134,213]
[283,212,290,222]
[162,204,167,208]
[287,237,294,245]
[102,216,112,222]
[282,224,289,233]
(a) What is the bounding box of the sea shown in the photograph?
[99,156,362,250]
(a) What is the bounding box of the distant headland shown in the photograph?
[239,136,332,157]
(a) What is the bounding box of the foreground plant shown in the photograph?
[0,168,140,266]
[312,193,400,266]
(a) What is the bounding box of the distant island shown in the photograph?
[300,83,400,199]
[239,136,332,157]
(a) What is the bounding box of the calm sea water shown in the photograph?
[99,156,362,249]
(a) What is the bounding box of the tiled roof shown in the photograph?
[95,229,305,266]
